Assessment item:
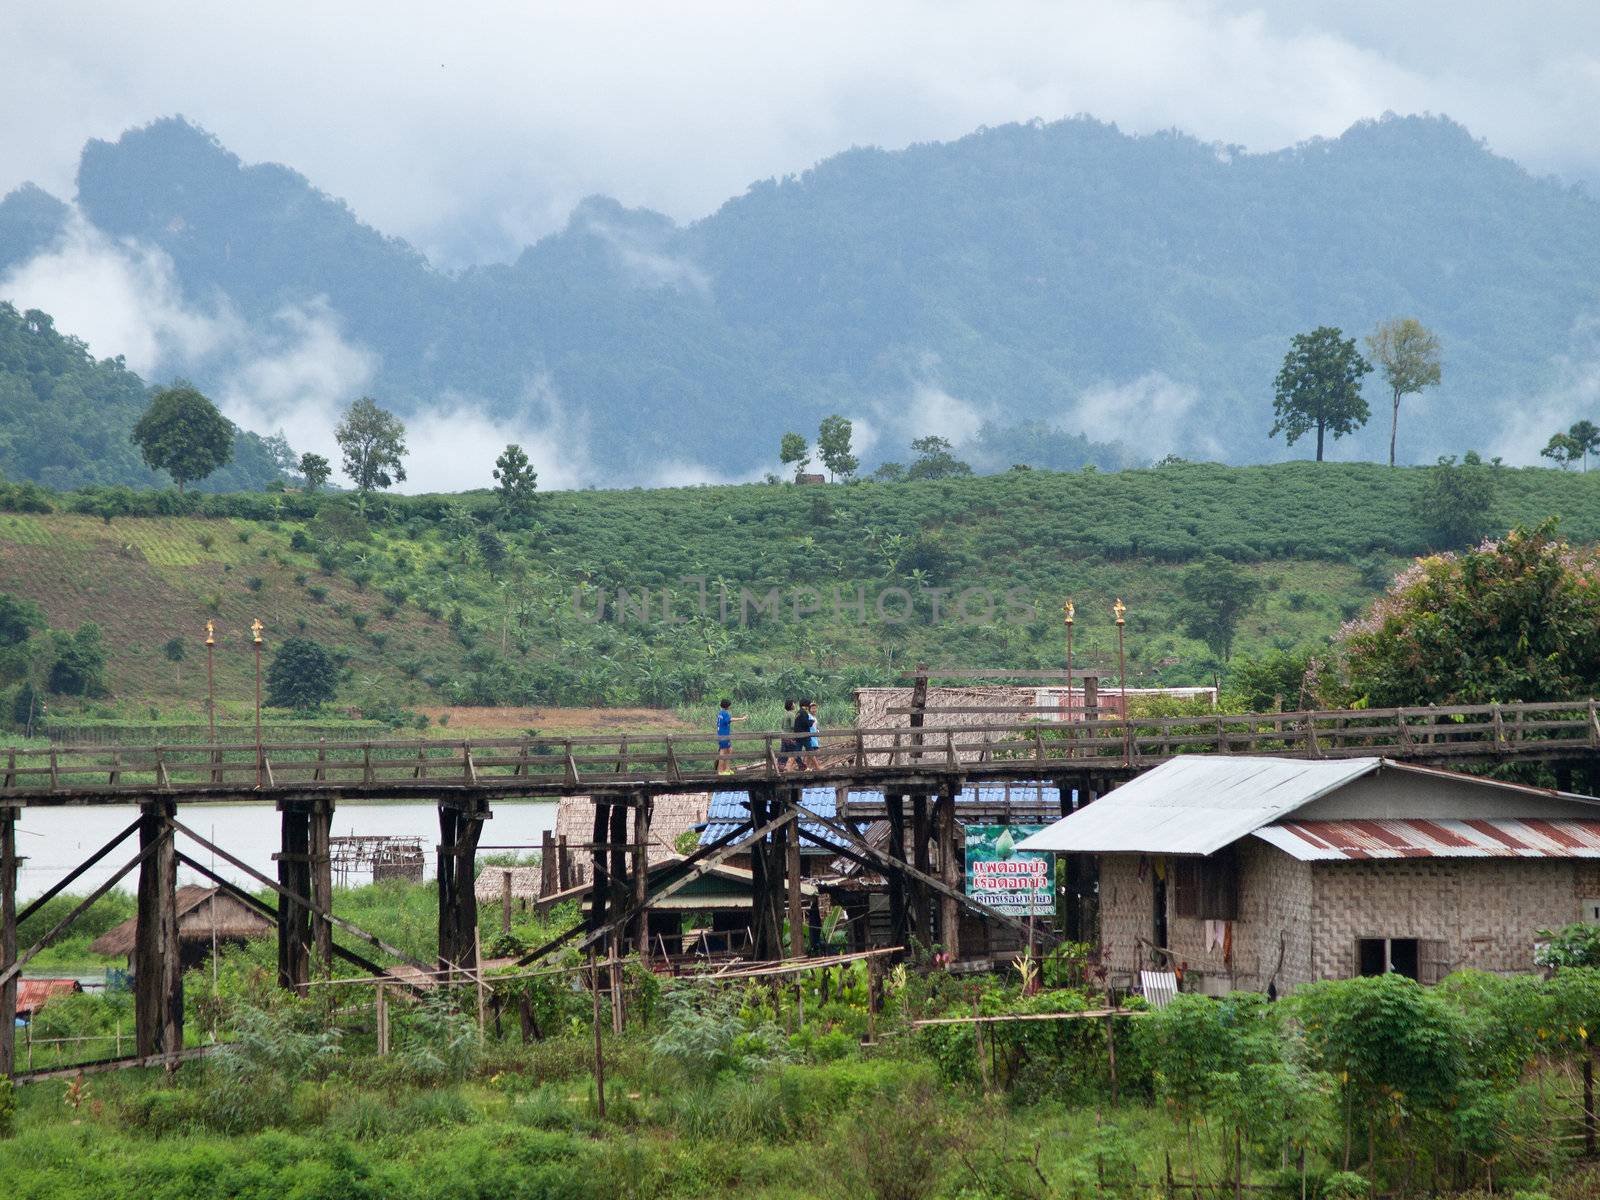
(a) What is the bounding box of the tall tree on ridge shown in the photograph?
[1365,318,1442,466]
[779,431,810,481]
[334,396,407,512]
[1270,326,1372,462]
[130,383,234,492]
[816,414,858,481]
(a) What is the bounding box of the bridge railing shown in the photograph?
[2,698,1597,798]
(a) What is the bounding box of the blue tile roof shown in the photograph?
[698,782,1066,852]
[699,787,853,853]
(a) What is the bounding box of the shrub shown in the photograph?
[246,575,265,592]
[196,531,216,551]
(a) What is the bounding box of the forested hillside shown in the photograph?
[3,461,1596,719]
[0,301,288,491]
[3,113,1596,481]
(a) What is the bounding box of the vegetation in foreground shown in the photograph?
[7,913,1600,1199]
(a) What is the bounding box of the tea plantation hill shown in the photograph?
[2,460,1598,724]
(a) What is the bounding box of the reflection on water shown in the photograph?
[14,799,558,900]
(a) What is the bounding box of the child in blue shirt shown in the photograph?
[716,698,746,775]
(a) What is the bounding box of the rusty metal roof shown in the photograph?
[1254,818,1600,861]
[1016,756,1382,856]
[17,978,81,1017]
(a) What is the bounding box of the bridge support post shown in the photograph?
[608,800,628,1031]
[277,802,313,992]
[1,807,17,1078]
[886,793,909,959]
[934,785,960,963]
[310,798,333,978]
[632,794,651,963]
[785,787,804,960]
[587,802,609,936]
[134,800,181,1059]
[747,784,785,959]
[911,794,931,948]
[438,798,490,976]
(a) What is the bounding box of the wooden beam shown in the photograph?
[574,807,797,955]
[167,817,435,974]
[790,801,1060,947]
[0,839,160,992]
[174,852,393,982]
[15,816,140,926]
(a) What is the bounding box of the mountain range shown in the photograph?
[3,112,1599,485]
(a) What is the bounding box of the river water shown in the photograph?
[13,798,559,901]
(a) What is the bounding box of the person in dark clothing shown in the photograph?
[793,698,819,771]
[777,699,797,771]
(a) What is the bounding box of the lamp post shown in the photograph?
[1112,599,1128,763]
[204,620,216,743]
[251,619,264,789]
[1063,599,1076,756]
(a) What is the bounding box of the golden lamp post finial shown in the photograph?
[251,618,264,645]
[205,619,215,646]
[1062,599,1074,626]
[1113,598,1126,626]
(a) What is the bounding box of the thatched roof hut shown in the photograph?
[89,886,273,967]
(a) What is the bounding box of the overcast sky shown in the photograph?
[6,1,1600,266]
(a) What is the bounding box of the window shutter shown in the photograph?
[1418,939,1450,985]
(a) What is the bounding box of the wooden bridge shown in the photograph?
[5,695,1600,1079]
[5,697,1599,805]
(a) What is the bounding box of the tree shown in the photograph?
[130,383,234,492]
[1541,432,1582,470]
[1330,520,1600,707]
[47,623,107,696]
[260,430,298,480]
[265,637,339,710]
[163,636,186,687]
[298,452,332,492]
[1178,554,1261,661]
[1269,326,1372,461]
[334,397,407,510]
[906,436,973,481]
[1365,318,1442,466]
[1567,420,1600,472]
[0,592,44,647]
[1225,649,1313,711]
[816,415,858,481]
[871,462,907,482]
[1414,451,1499,549]
[779,432,810,480]
[492,443,538,524]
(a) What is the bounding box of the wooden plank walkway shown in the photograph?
[2,698,1598,805]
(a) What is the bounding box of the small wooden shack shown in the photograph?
[89,885,273,971]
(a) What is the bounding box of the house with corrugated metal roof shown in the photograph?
[1018,756,1600,995]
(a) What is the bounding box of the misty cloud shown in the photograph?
[1489,315,1600,467]
[4,3,1598,266]
[1065,372,1219,460]
[0,217,598,494]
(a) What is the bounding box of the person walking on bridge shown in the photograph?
[716,698,746,775]
[777,699,797,771]
[794,699,821,771]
